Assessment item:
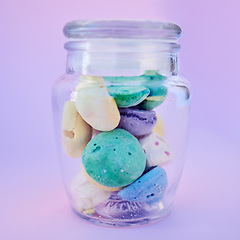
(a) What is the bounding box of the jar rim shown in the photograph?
[63,20,182,40]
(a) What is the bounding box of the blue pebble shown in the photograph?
[117,166,168,204]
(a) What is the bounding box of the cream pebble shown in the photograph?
[62,101,92,158]
[152,114,165,137]
[74,76,120,131]
[139,133,172,168]
[70,170,112,211]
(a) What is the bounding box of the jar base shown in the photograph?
[72,196,173,228]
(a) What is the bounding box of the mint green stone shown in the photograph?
[108,85,150,107]
[139,72,168,110]
[141,70,167,82]
[139,84,168,110]
[82,129,146,188]
[103,71,168,110]
[140,71,167,96]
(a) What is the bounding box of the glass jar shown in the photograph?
[52,20,191,227]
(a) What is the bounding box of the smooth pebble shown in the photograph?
[62,101,92,158]
[74,76,120,131]
[139,133,172,168]
[82,129,146,190]
[70,170,112,211]
[117,166,168,204]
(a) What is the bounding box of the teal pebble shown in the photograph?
[104,71,168,110]
[107,85,150,108]
[138,84,168,110]
[139,72,168,110]
[82,129,146,188]
[141,70,167,82]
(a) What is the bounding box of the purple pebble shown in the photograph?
[118,108,157,137]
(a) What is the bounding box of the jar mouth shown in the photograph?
[63,20,182,40]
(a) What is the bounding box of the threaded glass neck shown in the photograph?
[63,20,182,76]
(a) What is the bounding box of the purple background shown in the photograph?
[1,0,239,239]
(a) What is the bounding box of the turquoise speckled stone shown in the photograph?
[103,72,168,110]
[108,85,150,108]
[139,72,168,110]
[82,129,146,188]
[138,85,168,110]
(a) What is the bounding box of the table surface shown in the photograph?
[1,127,240,240]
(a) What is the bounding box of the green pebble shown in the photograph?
[107,85,150,108]
[141,70,167,81]
[140,71,167,95]
[139,84,168,110]
[139,72,168,110]
[104,71,168,110]
[82,129,146,188]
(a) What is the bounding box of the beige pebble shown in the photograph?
[62,101,92,158]
[74,76,120,131]
[139,133,172,168]
[152,114,165,137]
[70,170,112,211]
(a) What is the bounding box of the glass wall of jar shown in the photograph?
[52,20,191,227]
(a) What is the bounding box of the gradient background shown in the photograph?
[1,0,240,239]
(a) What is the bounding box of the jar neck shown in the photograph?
[63,20,182,77]
[65,40,179,77]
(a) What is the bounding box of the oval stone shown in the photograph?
[117,166,168,204]
[82,129,146,189]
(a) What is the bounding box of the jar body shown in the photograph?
[52,20,190,227]
[52,73,190,227]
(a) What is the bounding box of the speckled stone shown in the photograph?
[139,84,168,110]
[107,85,150,108]
[117,166,168,204]
[139,71,168,110]
[118,108,157,137]
[103,72,167,110]
[82,129,146,189]
[139,133,172,169]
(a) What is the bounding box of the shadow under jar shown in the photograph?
[52,20,191,227]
